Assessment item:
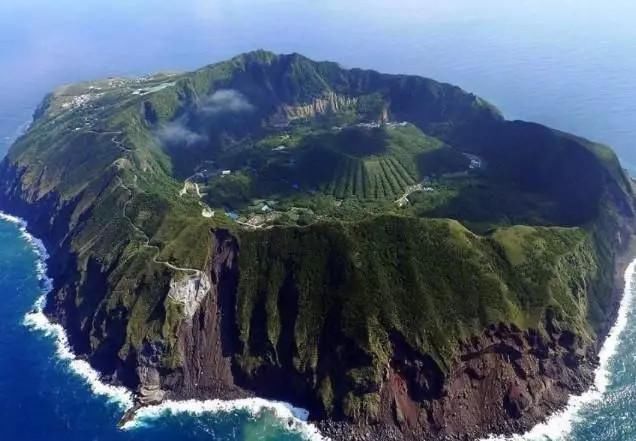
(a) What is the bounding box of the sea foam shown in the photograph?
[123,398,327,441]
[12,208,630,441]
[1,211,327,440]
[0,211,134,409]
[23,297,135,409]
[483,259,636,441]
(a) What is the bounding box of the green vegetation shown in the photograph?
[233,216,614,417]
[1,50,633,422]
[197,123,470,221]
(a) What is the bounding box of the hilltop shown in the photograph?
[0,51,634,440]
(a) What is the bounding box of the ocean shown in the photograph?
[1,1,636,440]
[0,213,322,441]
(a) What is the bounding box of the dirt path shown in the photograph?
[86,128,201,275]
[117,177,201,275]
[395,181,429,206]
[84,129,133,153]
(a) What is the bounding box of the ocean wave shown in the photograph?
[0,211,133,409]
[23,296,135,409]
[13,208,631,441]
[124,398,326,441]
[2,117,32,146]
[483,259,636,441]
[1,211,326,440]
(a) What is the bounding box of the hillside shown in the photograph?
[0,51,634,440]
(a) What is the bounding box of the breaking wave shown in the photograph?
[0,211,134,409]
[123,398,326,441]
[0,211,327,441]
[484,259,636,441]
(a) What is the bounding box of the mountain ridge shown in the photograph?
[1,51,634,441]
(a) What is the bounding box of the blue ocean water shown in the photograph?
[2,1,636,171]
[0,215,319,441]
[2,1,636,440]
[1,221,635,441]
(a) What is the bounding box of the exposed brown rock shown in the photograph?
[165,229,249,401]
[276,92,357,122]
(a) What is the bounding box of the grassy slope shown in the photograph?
[234,216,608,417]
[5,75,223,360]
[1,51,632,414]
[207,124,466,206]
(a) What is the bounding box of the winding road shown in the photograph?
[86,128,202,276]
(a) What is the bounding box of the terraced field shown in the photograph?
[196,124,472,217]
[311,124,465,199]
[320,155,414,199]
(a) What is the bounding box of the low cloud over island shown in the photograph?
[156,89,253,146]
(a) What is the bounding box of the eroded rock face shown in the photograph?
[167,272,211,321]
[137,366,166,405]
[155,223,634,441]
[277,92,357,121]
[168,229,248,401]
[443,324,593,435]
[353,322,598,441]
[156,227,606,441]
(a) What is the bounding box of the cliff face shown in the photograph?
[120,211,632,441]
[0,158,148,389]
[379,324,597,440]
[1,50,635,441]
[185,213,631,440]
[277,92,358,121]
[170,230,245,400]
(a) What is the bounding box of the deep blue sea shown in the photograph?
[0,214,319,441]
[1,1,636,440]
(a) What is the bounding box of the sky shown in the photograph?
[1,0,636,168]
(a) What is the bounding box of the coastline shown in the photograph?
[1,208,635,441]
[482,241,636,441]
[317,237,636,441]
[0,211,134,409]
[0,211,328,441]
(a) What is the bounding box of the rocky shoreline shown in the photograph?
[0,169,633,441]
[109,232,636,441]
[0,174,633,441]
[316,234,636,441]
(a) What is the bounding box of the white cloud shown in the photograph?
[157,121,206,146]
[155,90,252,147]
[201,89,253,115]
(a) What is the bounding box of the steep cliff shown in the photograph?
[222,214,633,440]
[0,51,634,441]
